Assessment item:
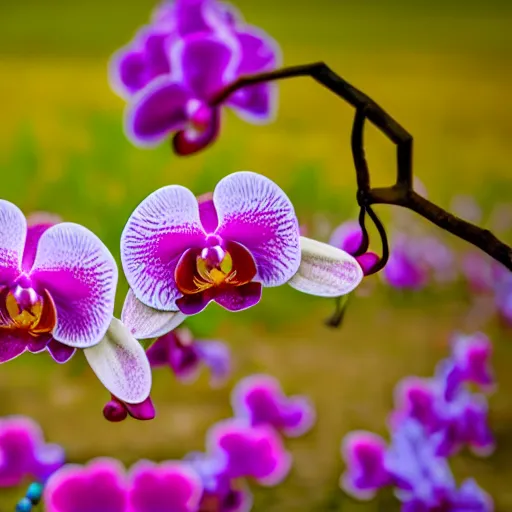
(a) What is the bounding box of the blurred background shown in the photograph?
[1,0,512,509]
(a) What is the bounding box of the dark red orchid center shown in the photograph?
[175,241,257,296]
[0,278,56,336]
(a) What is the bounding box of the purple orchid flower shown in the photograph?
[206,419,291,486]
[103,394,156,423]
[341,420,493,511]
[44,458,203,512]
[0,201,152,408]
[110,0,280,155]
[146,326,232,386]
[231,374,315,437]
[120,172,363,339]
[0,416,65,487]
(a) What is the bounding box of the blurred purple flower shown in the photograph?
[110,0,281,154]
[147,326,231,386]
[206,419,291,486]
[0,416,65,487]
[390,332,496,457]
[341,420,493,511]
[0,202,152,406]
[121,172,363,338]
[44,458,203,512]
[231,374,315,437]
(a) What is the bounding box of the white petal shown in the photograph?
[288,237,363,297]
[121,288,187,339]
[83,317,152,404]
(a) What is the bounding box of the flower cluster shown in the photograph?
[340,332,495,511]
[43,373,314,511]
[110,0,280,154]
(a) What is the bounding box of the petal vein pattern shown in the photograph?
[213,172,300,286]
[121,186,206,311]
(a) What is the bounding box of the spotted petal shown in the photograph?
[0,200,26,286]
[213,172,300,286]
[288,237,363,297]
[30,223,117,348]
[122,288,187,339]
[121,185,206,311]
[83,318,152,404]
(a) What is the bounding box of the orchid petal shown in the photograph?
[214,172,300,286]
[121,185,206,311]
[121,289,187,340]
[0,332,27,363]
[30,223,117,348]
[0,200,25,286]
[214,282,262,312]
[125,79,191,147]
[83,318,152,404]
[128,461,203,512]
[171,33,239,99]
[288,237,363,297]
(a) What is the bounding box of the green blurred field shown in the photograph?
[1,0,512,510]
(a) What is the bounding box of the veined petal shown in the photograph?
[121,289,187,339]
[0,200,26,286]
[214,282,262,312]
[213,172,300,286]
[288,237,363,297]
[30,223,118,348]
[22,220,59,273]
[125,79,191,147]
[171,32,240,99]
[121,185,206,311]
[83,318,152,404]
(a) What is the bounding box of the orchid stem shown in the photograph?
[211,62,512,271]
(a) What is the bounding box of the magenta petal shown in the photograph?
[26,334,52,354]
[214,282,262,312]
[214,172,301,286]
[124,395,156,421]
[171,33,240,99]
[121,185,206,311]
[197,195,219,232]
[176,290,214,315]
[126,80,191,147]
[44,458,127,512]
[0,332,27,363]
[128,461,203,512]
[22,221,59,272]
[47,339,76,364]
[30,223,117,348]
[229,83,276,123]
[0,200,26,287]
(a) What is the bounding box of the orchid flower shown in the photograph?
[0,416,65,487]
[147,326,232,386]
[121,172,363,338]
[0,201,152,407]
[44,458,203,512]
[231,374,315,437]
[110,0,280,154]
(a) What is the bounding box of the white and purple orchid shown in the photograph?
[120,171,364,338]
[110,0,280,155]
[0,201,152,407]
